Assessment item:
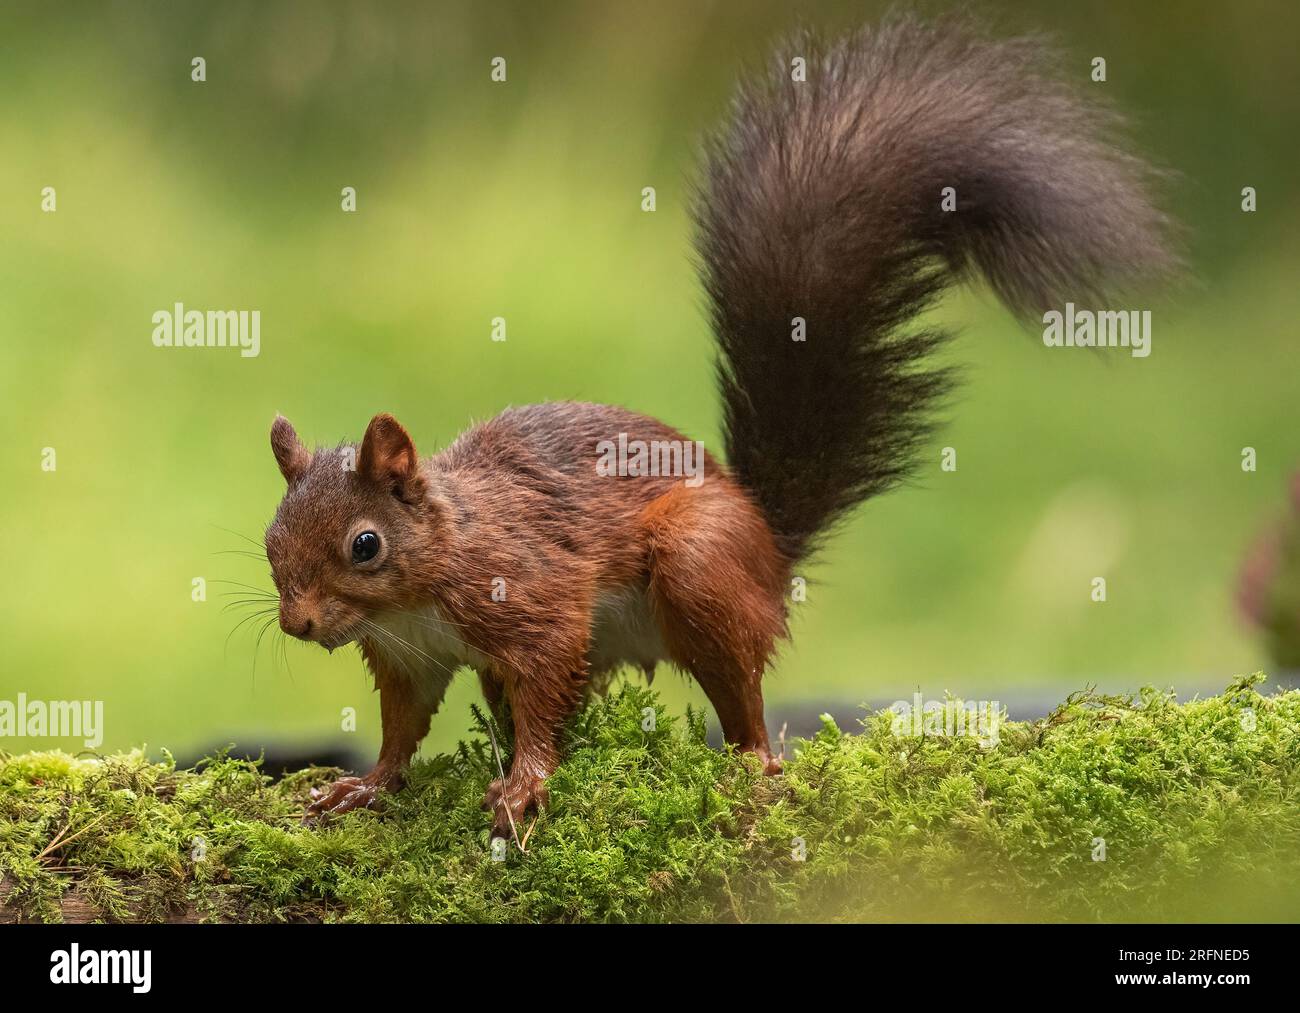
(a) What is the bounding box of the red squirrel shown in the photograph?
[264,15,1175,837]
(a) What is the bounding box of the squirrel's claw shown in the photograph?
[308,775,363,804]
[303,776,384,825]
[483,774,548,841]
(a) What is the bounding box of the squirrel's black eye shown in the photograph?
[351,531,380,564]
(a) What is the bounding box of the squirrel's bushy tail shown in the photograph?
[695,14,1178,561]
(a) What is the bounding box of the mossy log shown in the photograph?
[2,675,1297,923]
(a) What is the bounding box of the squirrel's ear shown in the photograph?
[359,413,423,500]
[270,415,310,485]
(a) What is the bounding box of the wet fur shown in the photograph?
[267,14,1175,835]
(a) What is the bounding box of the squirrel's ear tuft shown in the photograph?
[359,413,423,500]
[270,415,310,485]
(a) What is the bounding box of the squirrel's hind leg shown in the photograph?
[641,484,788,775]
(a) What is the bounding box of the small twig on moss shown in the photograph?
[486,720,524,854]
[520,815,539,852]
[38,814,108,863]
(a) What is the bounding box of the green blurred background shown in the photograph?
[2,0,1298,761]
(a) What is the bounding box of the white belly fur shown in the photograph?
[588,584,669,677]
[370,605,490,670]
[367,605,484,708]
[370,585,669,683]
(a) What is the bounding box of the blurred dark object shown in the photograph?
[1239,472,1300,668]
[178,741,368,780]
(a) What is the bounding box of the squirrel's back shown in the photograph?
[695,13,1178,561]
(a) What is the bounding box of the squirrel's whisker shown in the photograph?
[211,524,267,551]
[225,608,278,646]
[211,579,277,595]
[357,620,423,679]
[276,629,295,685]
[251,615,279,687]
[221,599,279,614]
[384,609,508,668]
[359,619,458,682]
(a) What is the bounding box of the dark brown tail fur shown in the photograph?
[695,13,1179,561]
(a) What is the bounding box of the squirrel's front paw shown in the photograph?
[482,775,548,840]
[303,773,396,825]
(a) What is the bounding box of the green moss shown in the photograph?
[2,675,1298,923]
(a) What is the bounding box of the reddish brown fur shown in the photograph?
[269,15,1175,836]
[270,404,791,835]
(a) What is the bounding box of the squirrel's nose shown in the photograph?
[280,613,315,640]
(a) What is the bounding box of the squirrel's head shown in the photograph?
[264,413,448,650]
